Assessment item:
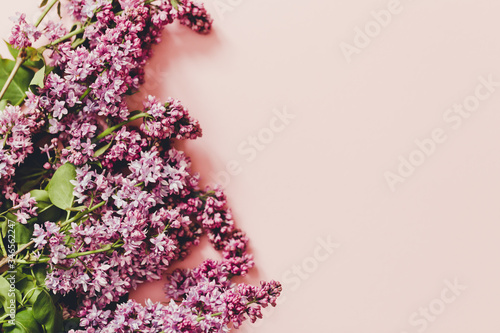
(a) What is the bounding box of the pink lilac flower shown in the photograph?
[10,192,37,224]
[0,105,42,200]
[176,0,213,34]
[0,0,280,330]
[141,95,202,140]
[43,21,68,42]
[165,260,282,329]
[8,12,41,48]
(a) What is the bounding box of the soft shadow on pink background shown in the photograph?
[2,1,500,332]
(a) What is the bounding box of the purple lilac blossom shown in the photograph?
[0,0,281,331]
[8,12,41,48]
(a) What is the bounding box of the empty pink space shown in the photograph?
[2,0,500,332]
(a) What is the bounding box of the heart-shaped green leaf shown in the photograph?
[5,44,44,69]
[0,276,13,312]
[2,309,42,333]
[33,289,63,332]
[47,163,76,210]
[30,66,45,89]
[0,59,34,107]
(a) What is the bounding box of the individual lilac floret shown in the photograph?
[9,192,37,224]
[8,12,41,48]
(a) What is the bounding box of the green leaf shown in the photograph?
[0,59,34,106]
[2,309,42,333]
[39,0,48,7]
[47,163,76,210]
[5,212,17,224]
[6,42,17,60]
[19,176,44,194]
[0,276,14,312]
[14,223,33,245]
[5,43,44,69]
[25,48,44,69]
[16,278,33,293]
[0,99,7,110]
[44,65,54,75]
[63,318,80,332]
[0,216,8,239]
[16,279,38,304]
[30,189,63,223]
[30,66,45,89]
[32,265,47,287]
[33,289,63,332]
[29,190,50,203]
[12,269,29,290]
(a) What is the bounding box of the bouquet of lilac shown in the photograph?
[0,0,281,332]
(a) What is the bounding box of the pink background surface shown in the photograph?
[2,1,500,332]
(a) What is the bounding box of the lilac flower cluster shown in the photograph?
[37,148,198,310]
[68,274,281,332]
[141,95,202,140]
[8,12,41,48]
[0,104,42,201]
[176,0,214,34]
[69,299,219,333]
[0,0,281,331]
[165,259,282,329]
[9,192,37,224]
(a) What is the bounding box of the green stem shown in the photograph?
[80,87,91,101]
[170,0,180,10]
[49,27,86,46]
[0,313,10,324]
[94,112,149,141]
[196,312,223,322]
[16,258,49,264]
[17,243,121,265]
[60,200,106,228]
[15,170,49,180]
[0,240,35,268]
[21,287,38,306]
[0,54,24,101]
[0,208,13,217]
[65,244,113,258]
[35,0,60,28]
[38,203,54,214]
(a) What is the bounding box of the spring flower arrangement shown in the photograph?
[0,0,281,332]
